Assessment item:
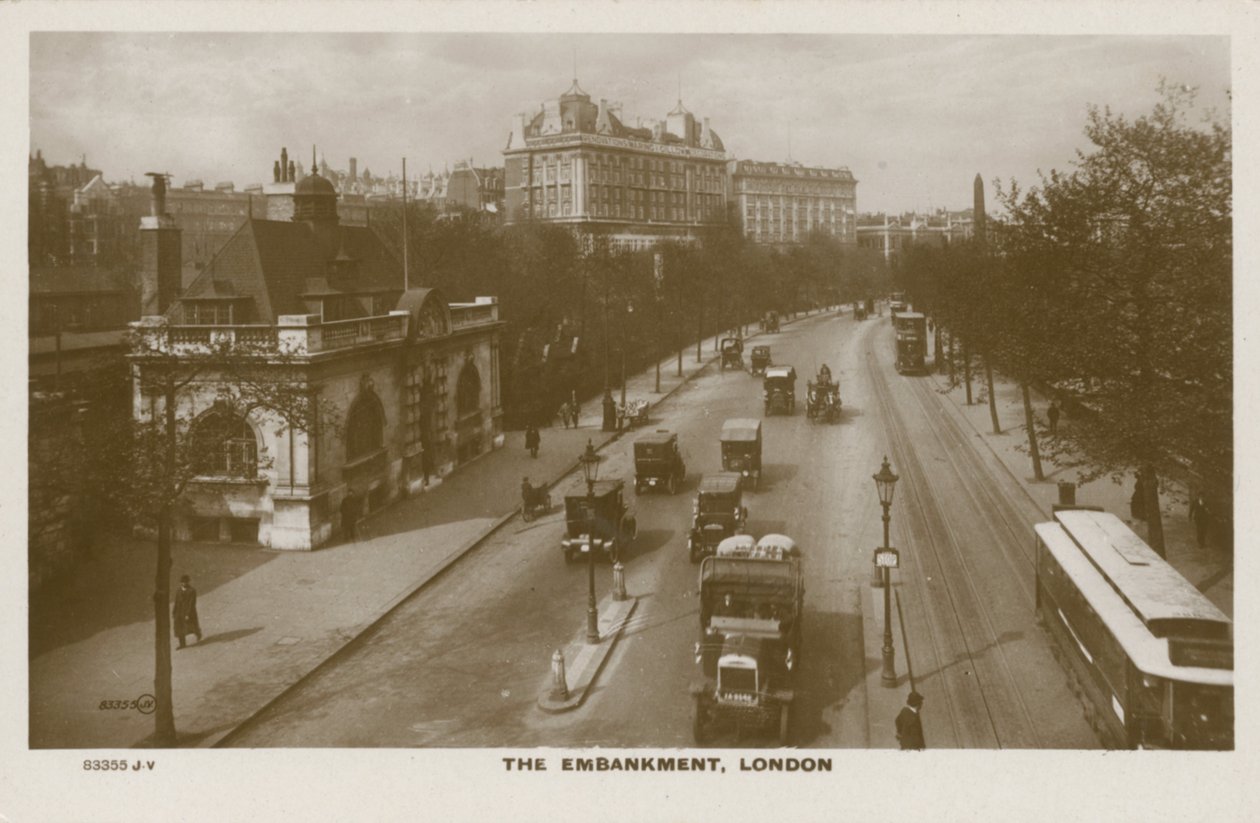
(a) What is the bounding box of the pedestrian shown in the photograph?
[1189,494,1212,549]
[602,389,617,432]
[525,424,541,458]
[895,691,926,750]
[173,575,202,649]
[571,397,582,429]
[341,491,360,541]
[1130,474,1147,522]
[1047,400,1061,435]
[559,400,573,429]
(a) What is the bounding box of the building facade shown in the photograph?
[503,80,729,250]
[856,210,975,265]
[129,162,504,550]
[729,160,858,246]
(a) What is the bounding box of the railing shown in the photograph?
[133,312,409,357]
[450,299,499,330]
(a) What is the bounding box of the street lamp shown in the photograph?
[579,440,602,644]
[872,455,900,687]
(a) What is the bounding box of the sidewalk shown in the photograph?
[859,326,1233,750]
[28,308,838,749]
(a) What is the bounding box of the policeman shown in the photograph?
[895,691,926,750]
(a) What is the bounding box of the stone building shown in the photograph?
[856,210,974,265]
[445,161,504,215]
[129,159,504,550]
[728,160,858,246]
[503,80,729,250]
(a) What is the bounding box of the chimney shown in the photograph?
[350,157,358,182]
[281,147,290,182]
[139,173,181,317]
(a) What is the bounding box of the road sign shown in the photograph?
[874,547,900,568]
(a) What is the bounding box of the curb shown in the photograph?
[537,595,639,713]
[205,314,835,747]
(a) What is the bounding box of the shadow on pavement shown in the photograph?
[188,627,264,647]
[790,608,865,748]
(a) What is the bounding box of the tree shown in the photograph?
[62,326,329,745]
[999,83,1231,554]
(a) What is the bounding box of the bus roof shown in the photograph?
[1054,509,1230,631]
[1036,519,1231,685]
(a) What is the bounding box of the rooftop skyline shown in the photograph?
[30,33,1228,214]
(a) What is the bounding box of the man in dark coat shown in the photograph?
[895,691,925,750]
[525,425,541,458]
[1189,494,1212,549]
[173,575,201,649]
[602,390,617,432]
[1047,401,1061,434]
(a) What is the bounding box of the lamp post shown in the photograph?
[621,302,633,411]
[580,440,602,644]
[873,455,900,687]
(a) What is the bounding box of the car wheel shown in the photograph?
[667,474,677,495]
[522,506,534,523]
[778,705,791,745]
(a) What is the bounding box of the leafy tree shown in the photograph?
[1000,83,1230,553]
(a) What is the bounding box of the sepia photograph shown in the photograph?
[3,1,1255,821]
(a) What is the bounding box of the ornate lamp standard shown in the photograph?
[579,440,602,644]
[872,456,900,687]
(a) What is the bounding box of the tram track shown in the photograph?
[864,341,1047,748]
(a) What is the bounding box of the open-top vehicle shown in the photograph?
[749,345,772,376]
[691,534,805,744]
[720,418,762,490]
[688,473,748,563]
[561,479,637,564]
[806,380,841,423]
[634,430,686,495]
[762,365,797,416]
[894,312,928,374]
[720,337,744,372]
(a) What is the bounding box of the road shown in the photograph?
[228,311,1098,748]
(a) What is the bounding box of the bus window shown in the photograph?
[1126,668,1169,748]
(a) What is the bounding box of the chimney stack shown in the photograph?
[973,173,987,245]
[139,172,181,316]
[281,147,290,182]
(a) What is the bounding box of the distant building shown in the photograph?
[856,210,974,265]
[28,151,100,265]
[130,163,504,550]
[445,160,505,215]
[503,80,730,250]
[729,160,857,246]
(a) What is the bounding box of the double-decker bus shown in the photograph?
[893,312,927,374]
[1035,509,1233,749]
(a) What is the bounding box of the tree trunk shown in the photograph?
[1021,382,1044,481]
[153,505,177,746]
[935,324,944,374]
[947,330,956,381]
[962,341,973,405]
[154,381,178,746]
[1142,465,1166,557]
[984,354,1001,434]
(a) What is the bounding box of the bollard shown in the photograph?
[549,649,569,701]
[612,561,628,602]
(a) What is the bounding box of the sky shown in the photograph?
[29,32,1230,215]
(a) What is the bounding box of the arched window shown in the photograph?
[346,392,384,461]
[191,409,258,478]
[456,362,481,417]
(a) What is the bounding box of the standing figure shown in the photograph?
[895,691,926,750]
[1189,494,1213,549]
[1047,400,1061,434]
[571,396,582,429]
[525,425,541,458]
[173,575,202,649]
[1130,474,1147,522]
[559,400,573,429]
[602,390,617,432]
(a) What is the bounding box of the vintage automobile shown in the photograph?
[688,473,748,563]
[764,311,781,333]
[634,430,687,495]
[806,380,841,424]
[762,365,797,416]
[720,418,762,490]
[719,337,744,372]
[561,479,637,564]
[749,345,772,376]
[854,302,867,321]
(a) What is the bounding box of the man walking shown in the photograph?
[173,575,202,649]
[895,691,926,750]
[525,424,541,458]
[1189,494,1213,549]
[559,400,573,429]
[1047,400,1061,434]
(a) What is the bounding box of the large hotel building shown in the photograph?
[729,160,858,246]
[503,80,730,250]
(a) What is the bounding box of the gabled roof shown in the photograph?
[174,219,405,323]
